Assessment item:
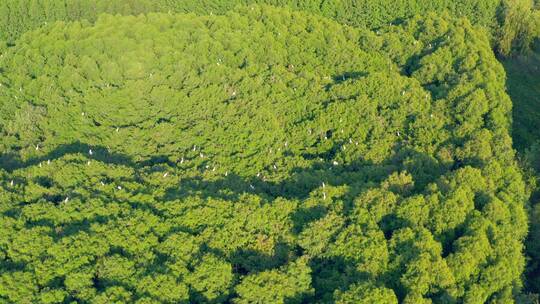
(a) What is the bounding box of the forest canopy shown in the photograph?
[1,0,539,56]
[0,5,530,304]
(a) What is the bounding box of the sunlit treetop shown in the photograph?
[0,6,528,303]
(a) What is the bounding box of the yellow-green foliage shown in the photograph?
[0,0,506,44]
[497,0,540,56]
[0,6,528,303]
[2,0,539,56]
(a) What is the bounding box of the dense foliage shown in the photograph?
[505,48,540,150]
[1,0,539,56]
[527,202,540,293]
[497,0,540,56]
[0,6,529,303]
[504,48,540,296]
[520,141,540,296]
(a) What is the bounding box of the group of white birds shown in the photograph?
[19,126,357,201]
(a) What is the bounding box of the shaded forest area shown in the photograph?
[505,44,540,299]
[0,1,540,304]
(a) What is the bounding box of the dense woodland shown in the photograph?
[0,0,539,56]
[0,1,540,304]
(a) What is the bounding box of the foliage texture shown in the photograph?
[1,0,539,55]
[0,5,529,304]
